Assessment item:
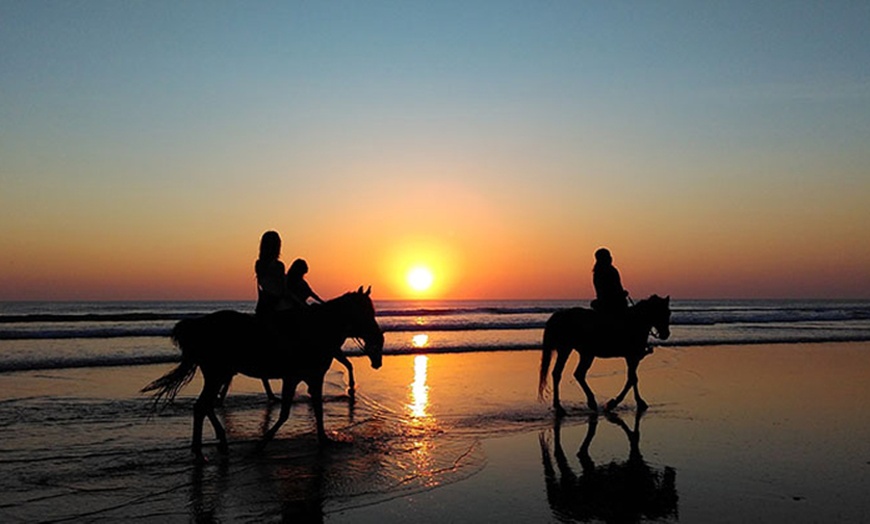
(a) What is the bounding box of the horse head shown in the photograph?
[338,286,384,369]
[645,295,671,340]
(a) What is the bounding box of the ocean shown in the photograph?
[3,298,870,521]
[1,298,869,373]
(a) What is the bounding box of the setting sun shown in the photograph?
[407,267,435,292]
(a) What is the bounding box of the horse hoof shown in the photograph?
[605,399,619,411]
[637,400,649,412]
[555,406,568,418]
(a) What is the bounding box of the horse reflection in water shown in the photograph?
[539,413,678,523]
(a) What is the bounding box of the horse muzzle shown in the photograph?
[364,332,384,369]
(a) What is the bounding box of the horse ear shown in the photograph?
[365,285,371,296]
[665,295,670,303]
[357,286,364,294]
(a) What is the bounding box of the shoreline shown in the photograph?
[1,342,869,522]
[4,337,870,376]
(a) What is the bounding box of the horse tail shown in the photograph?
[538,316,557,400]
[141,358,197,411]
[141,319,201,411]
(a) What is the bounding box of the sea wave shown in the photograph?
[6,320,870,342]
[2,299,869,372]
[2,300,868,321]
[0,327,173,340]
[4,335,870,373]
[0,354,178,372]
[0,321,548,340]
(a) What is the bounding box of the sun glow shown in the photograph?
[383,237,462,299]
[407,266,434,292]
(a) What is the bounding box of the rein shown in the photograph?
[631,296,664,341]
[322,293,376,354]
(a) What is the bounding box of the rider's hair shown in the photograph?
[594,248,612,266]
[287,258,309,280]
[258,231,281,261]
[256,231,281,277]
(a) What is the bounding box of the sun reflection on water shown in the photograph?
[411,333,429,348]
[410,355,429,418]
[405,354,439,486]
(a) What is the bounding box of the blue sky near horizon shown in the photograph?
[2,1,869,300]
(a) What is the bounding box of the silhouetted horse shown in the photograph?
[143,287,384,459]
[539,412,678,522]
[539,295,670,415]
[216,347,358,404]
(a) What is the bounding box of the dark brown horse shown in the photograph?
[539,295,671,415]
[143,287,384,459]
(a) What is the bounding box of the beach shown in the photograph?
[2,343,869,522]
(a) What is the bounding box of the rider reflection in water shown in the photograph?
[590,248,629,315]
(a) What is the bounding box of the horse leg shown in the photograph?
[573,352,598,412]
[606,357,645,411]
[335,352,355,394]
[261,379,279,402]
[630,358,648,411]
[215,376,231,406]
[193,375,227,459]
[308,378,330,443]
[262,378,299,445]
[551,348,571,417]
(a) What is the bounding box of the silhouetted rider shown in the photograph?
[253,230,288,401]
[590,248,629,315]
[286,258,325,308]
[255,230,287,318]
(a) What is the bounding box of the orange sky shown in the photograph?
[2,4,869,301]
[2,172,867,301]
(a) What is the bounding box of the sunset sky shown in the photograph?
[2,2,869,301]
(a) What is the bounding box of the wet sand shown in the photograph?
[2,343,870,522]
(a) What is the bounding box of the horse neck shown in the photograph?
[630,299,655,331]
[316,294,355,330]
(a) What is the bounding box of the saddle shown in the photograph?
[588,307,653,358]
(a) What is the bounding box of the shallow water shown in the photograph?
[3,346,870,522]
[0,352,552,521]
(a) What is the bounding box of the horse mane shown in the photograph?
[322,287,371,305]
[632,294,666,311]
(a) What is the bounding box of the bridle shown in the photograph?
[632,295,665,340]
